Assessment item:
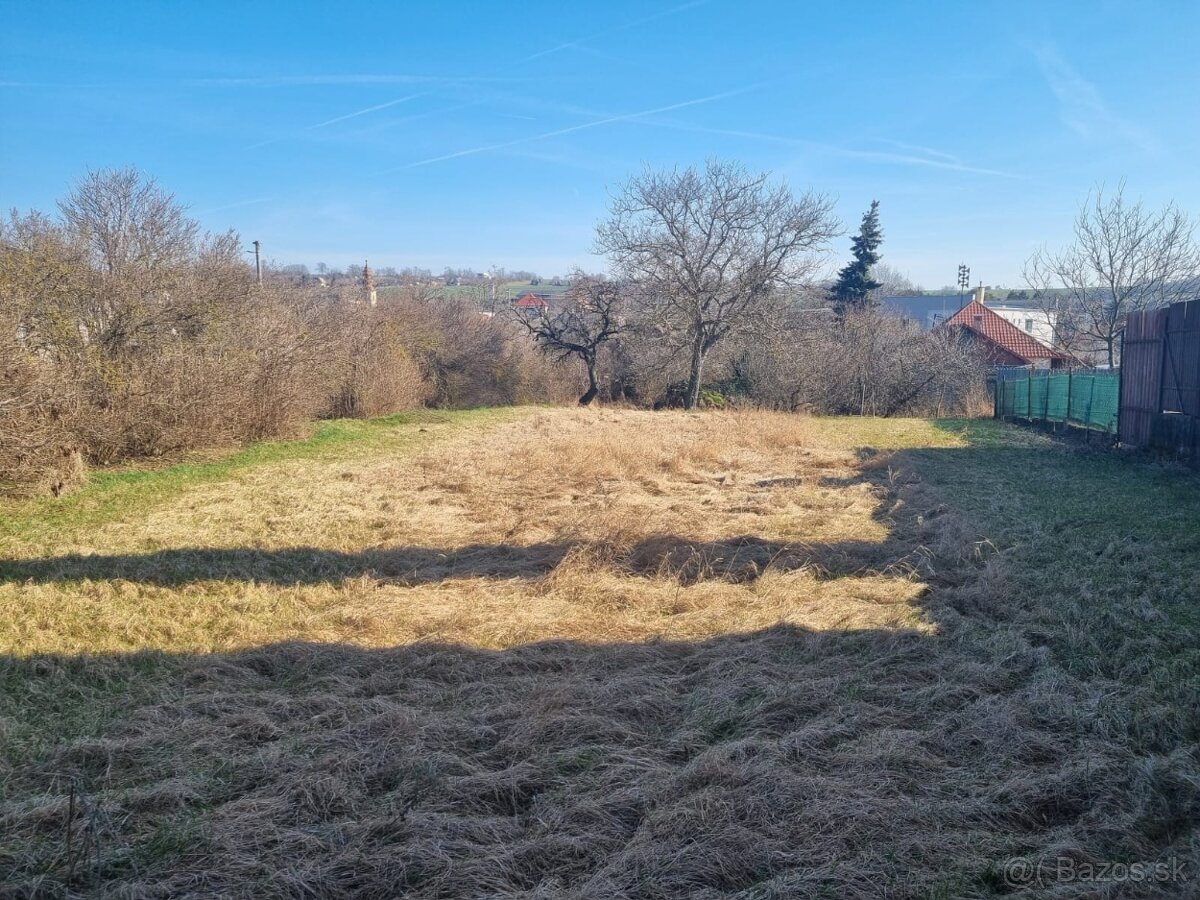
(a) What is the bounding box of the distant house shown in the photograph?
[938,299,1072,368]
[881,294,963,329]
[982,304,1057,347]
[513,292,549,315]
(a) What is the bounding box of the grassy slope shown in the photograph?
[2,411,1198,897]
[921,419,1200,689]
[0,408,524,548]
[0,407,533,811]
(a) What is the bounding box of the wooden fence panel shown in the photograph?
[1162,300,1200,417]
[1119,308,1167,448]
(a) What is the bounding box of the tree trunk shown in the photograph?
[579,356,599,406]
[684,332,706,410]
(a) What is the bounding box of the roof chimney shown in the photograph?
[972,285,987,306]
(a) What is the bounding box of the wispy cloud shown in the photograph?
[494,145,615,175]
[346,1,711,142]
[466,91,612,123]
[244,91,434,149]
[365,100,484,132]
[387,86,755,171]
[1032,43,1157,154]
[0,80,107,89]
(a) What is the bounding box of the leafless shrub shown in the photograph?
[735,308,985,416]
[0,169,596,494]
[413,297,582,408]
[1,211,90,492]
[326,305,430,419]
[0,174,415,492]
[822,310,985,416]
[0,349,83,496]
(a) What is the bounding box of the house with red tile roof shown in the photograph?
[939,299,1073,368]
[513,292,550,315]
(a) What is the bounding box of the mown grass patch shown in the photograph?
[802,415,971,451]
[912,418,1200,723]
[1,409,1197,897]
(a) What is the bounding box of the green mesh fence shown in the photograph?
[995,370,1120,433]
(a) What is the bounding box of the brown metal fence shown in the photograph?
[1119,308,1168,448]
[1120,300,1200,456]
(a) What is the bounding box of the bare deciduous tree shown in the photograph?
[596,160,838,409]
[54,168,230,354]
[870,262,922,301]
[59,167,199,279]
[1025,183,1200,366]
[514,272,624,405]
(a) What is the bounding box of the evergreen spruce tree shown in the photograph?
[830,200,883,314]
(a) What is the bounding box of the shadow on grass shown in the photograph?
[0,624,1011,898]
[6,614,1196,897]
[4,433,1199,896]
[0,533,921,586]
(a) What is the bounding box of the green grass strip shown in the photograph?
[0,408,522,545]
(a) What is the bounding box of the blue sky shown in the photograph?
[2,0,1197,287]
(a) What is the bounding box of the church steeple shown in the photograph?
[362,260,377,307]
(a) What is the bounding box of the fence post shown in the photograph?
[1115,329,1124,441]
[1156,314,1166,412]
[1027,371,1033,422]
[1088,375,1096,440]
[1067,368,1073,427]
[1158,312,1170,419]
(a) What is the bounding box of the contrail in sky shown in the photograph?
[195,74,458,87]
[306,93,425,130]
[389,86,755,171]
[641,121,1024,179]
[255,0,713,147]
[245,91,432,149]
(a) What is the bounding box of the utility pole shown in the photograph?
[957,263,970,310]
[251,240,262,285]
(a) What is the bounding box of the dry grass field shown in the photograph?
[2,408,1198,897]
